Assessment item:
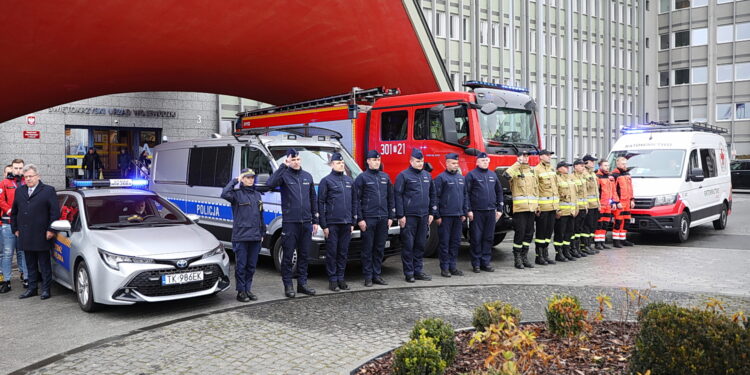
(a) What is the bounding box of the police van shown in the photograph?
[608,123,732,242]
[149,127,400,270]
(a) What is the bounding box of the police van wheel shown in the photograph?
[272,238,297,274]
[675,213,690,243]
[713,203,728,230]
[423,222,440,258]
[75,261,100,313]
[493,233,506,246]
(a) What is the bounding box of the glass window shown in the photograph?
[717,104,733,121]
[660,33,669,49]
[737,22,750,41]
[692,105,707,122]
[737,103,749,120]
[418,106,471,146]
[609,149,686,178]
[449,14,460,40]
[435,12,446,37]
[424,9,433,32]
[660,0,670,12]
[659,71,670,87]
[692,0,708,6]
[269,146,360,181]
[718,0,733,4]
[692,28,707,45]
[187,146,233,187]
[688,149,700,172]
[674,69,690,85]
[700,149,717,178]
[736,62,750,80]
[414,108,443,141]
[462,16,470,41]
[673,106,689,122]
[503,25,509,48]
[478,108,538,151]
[717,64,733,82]
[659,108,670,122]
[480,21,488,45]
[674,30,690,47]
[241,147,273,176]
[675,0,690,9]
[692,66,708,84]
[717,24,734,43]
[380,110,408,141]
[492,23,501,47]
[85,195,190,228]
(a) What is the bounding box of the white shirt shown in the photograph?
[27,186,36,196]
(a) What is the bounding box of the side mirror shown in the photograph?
[689,168,705,182]
[480,103,498,115]
[254,173,271,192]
[186,214,201,223]
[465,148,480,156]
[424,162,434,173]
[51,220,71,233]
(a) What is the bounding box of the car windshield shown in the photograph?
[478,108,538,151]
[85,194,190,228]
[608,149,686,178]
[269,147,362,182]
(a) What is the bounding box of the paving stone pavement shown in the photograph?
[19,284,750,375]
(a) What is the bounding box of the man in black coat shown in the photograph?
[11,164,60,300]
[82,147,102,179]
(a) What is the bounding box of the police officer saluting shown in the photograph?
[318,152,356,292]
[504,150,539,269]
[465,152,503,273]
[434,153,468,277]
[395,148,436,283]
[266,148,318,298]
[354,150,394,287]
[221,168,266,302]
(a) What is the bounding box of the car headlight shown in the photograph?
[202,244,225,259]
[653,194,678,206]
[98,249,154,270]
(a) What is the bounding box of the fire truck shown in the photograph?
[235,81,542,256]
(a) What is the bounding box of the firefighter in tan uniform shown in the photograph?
[503,150,539,269]
[582,155,601,254]
[553,161,577,262]
[571,160,591,258]
[532,150,558,265]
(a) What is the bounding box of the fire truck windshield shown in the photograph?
[478,108,538,151]
[269,146,362,183]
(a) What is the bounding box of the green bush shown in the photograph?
[636,301,672,322]
[630,303,750,375]
[393,330,447,375]
[472,300,522,332]
[545,294,589,337]
[410,318,456,365]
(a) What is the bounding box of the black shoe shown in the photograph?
[19,289,37,299]
[284,285,296,298]
[622,240,634,246]
[0,281,10,294]
[329,281,340,292]
[405,275,415,283]
[22,279,28,289]
[450,269,464,276]
[473,266,481,273]
[40,290,51,300]
[440,269,451,278]
[373,276,388,285]
[480,265,495,272]
[236,291,251,302]
[297,284,316,296]
[613,240,623,248]
[414,273,432,281]
[364,279,373,287]
[338,280,350,290]
[555,251,567,262]
[247,292,258,301]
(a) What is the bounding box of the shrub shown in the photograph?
[545,294,589,338]
[410,318,456,365]
[470,314,551,374]
[393,329,447,375]
[472,300,522,332]
[636,301,672,322]
[630,303,750,375]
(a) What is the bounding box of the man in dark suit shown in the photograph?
[11,164,59,300]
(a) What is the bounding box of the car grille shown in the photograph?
[633,198,655,209]
[126,264,222,297]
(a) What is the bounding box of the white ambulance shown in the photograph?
[607,123,732,242]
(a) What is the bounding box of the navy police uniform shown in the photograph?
[354,150,395,285]
[318,152,356,291]
[394,148,436,281]
[465,152,504,270]
[434,153,468,275]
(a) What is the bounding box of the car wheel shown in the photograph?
[493,232,506,246]
[272,237,297,274]
[75,261,100,312]
[712,203,728,230]
[675,213,690,243]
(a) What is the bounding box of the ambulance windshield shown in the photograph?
[608,149,686,178]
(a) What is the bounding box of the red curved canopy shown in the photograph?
[0,0,449,122]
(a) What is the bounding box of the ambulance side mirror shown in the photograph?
[688,168,704,182]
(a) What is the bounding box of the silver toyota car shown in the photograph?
[51,180,230,312]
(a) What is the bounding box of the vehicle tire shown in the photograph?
[712,203,728,230]
[75,261,100,313]
[493,232,506,246]
[423,221,440,258]
[675,213,691,243]
[272,236,297,274]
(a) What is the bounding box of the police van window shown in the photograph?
[700,149,717,178]
[380,110,408,141]
[153,148,188,183]
[241,147,273,175]
[188,146,234,187]
[269,147,362,182]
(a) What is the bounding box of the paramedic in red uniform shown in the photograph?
[594,159,617,250]
[611,157,635,248]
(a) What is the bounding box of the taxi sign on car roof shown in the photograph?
[73,179,149,188]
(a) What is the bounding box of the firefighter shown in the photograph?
[465,152,504,273]
[433,153,468,277]
[582,155,600,254]
[612,156,635,247]
[354,150,394,287]
[571,160,590,257]
[553,160,577,262]
[394,148,436,283]
[532,149,558,265]
[504,150,539,269]
[266,148,318,298]
[595,159,618,250]
[318,152,356,292]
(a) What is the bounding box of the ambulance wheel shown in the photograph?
[423,221,440,258]
[493,233,506,246]
[713,203,728,230]
[272,237,297,274]
[75,261,100,313]
[675,213,690,243]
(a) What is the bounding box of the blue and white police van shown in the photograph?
[148,127,401,271]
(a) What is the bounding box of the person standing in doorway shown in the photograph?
[117,148,132,178]
[82,147,102,179]
[0,159,28,293]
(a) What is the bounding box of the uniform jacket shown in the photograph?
[82,152,103,171]
[585,168,601,209]
[533,161,559,212]
[572,171,588,211]
[434,169,468,218]
[465,167,504,212]
[0,175,24,224]
[556,172,578,217]
[318,170,356,228]
[354,168,395,220]
[117,152,132,170]
[10,182,60,252]
[612,167,634,209]
[266,164,319,224]
[394,166,437,218]
[596,169,618,207]
[504,162,539,213]
[221,179,266,242]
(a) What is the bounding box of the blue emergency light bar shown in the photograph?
[463,80,530,93]
[73,179,149,188]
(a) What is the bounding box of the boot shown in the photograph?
[513,249,524,269]
[543,246,556,264]
[554,246,567,262]
[574,240,587,257]
[588,238,600,254]
[594,242,604,250]
[622,235,634,246]
[521,246,534,268]
[0,281,10,294]
[534,246,547,265]
[570,242,582,258]
[563,246,576,261]
[613,239,623,248]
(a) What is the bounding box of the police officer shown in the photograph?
[395,148,436,283]
[504,150,539,269]
[553,161,578,262]
[595,159,617,250]
[221,168,266,302]
[612,156,635,248]
[571,159,590,257]
[582,155,601,254]
[318,152,356,292]
[433,153,468,277]
[354,150,394,287]
[266,148,318,298]
[465,152,503,273]
[533,149,558,265]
